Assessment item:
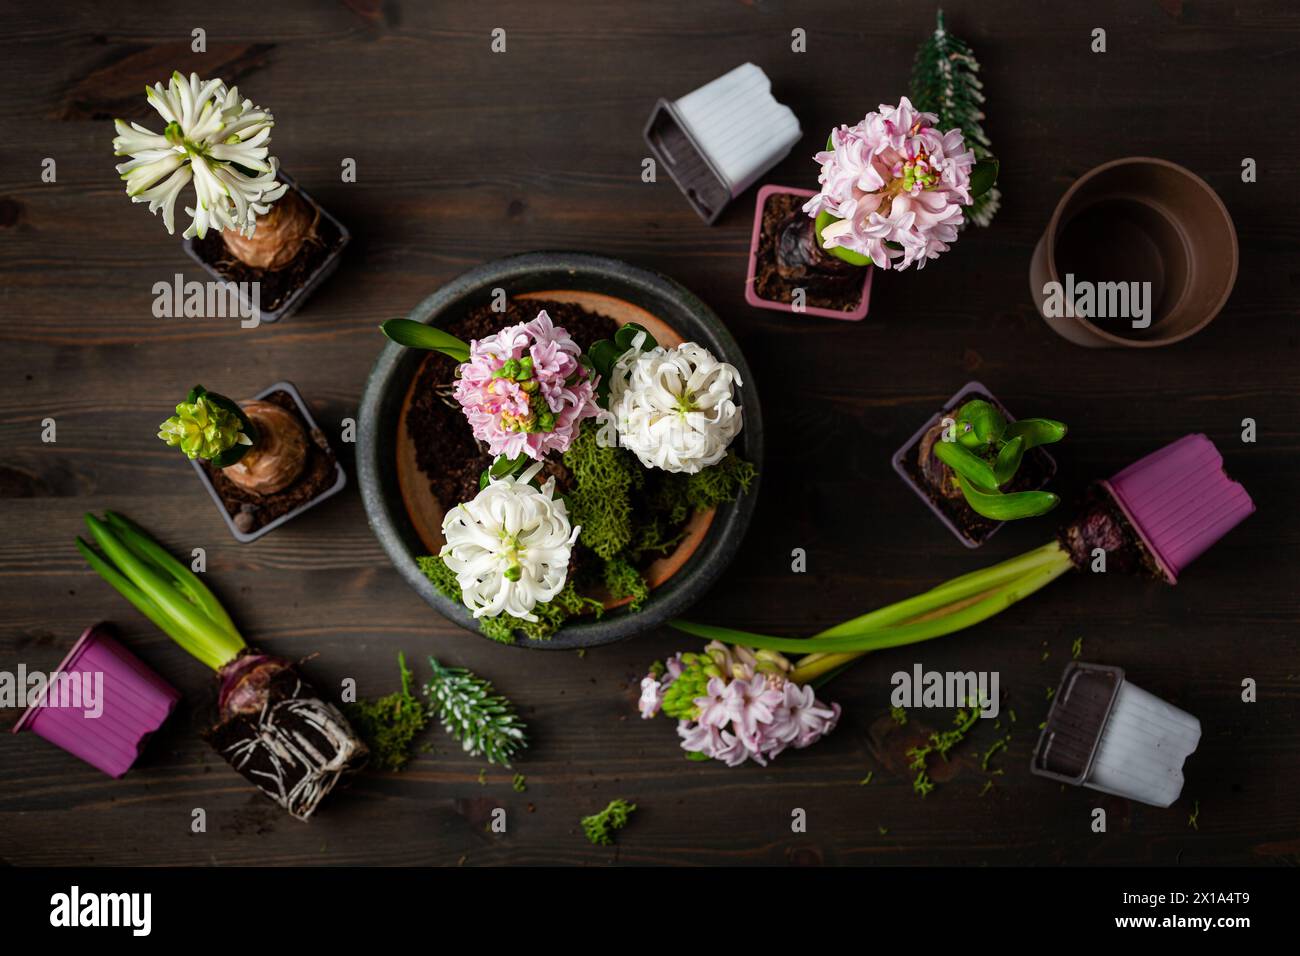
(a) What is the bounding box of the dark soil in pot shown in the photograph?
[897,385,1056,547]
[753,191,866,312]
[202,389,339,536]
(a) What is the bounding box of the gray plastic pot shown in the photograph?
[357,252,763,649]
[192,381,347,543]
[183,170,349,324]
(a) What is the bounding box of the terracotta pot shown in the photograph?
[1029,157,1237,348]
[394,296,717,611]
[745,185,872,321]
[357,252,763,649]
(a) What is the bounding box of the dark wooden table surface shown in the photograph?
[2,0,1296,867]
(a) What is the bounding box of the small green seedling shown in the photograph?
[932,399,1067,521]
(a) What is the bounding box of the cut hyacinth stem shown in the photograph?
[789,556,1071,684]
[669,542,1074,680]
[80,513,245,670]
[796,539,1065,666]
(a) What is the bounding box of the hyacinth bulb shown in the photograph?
[219,187,318,271]
[219,400,308,496]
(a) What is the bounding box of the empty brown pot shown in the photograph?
[1029,157,1237,348]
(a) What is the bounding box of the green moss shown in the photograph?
[603,555,649,612]
[561,423,641,560]
[343,652,428,773]
[684,452,757,510]
[417,554,461,601]
[581,798,636,846]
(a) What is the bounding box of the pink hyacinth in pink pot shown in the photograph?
[805,96,977,271]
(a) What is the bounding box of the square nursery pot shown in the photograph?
[892,381,1058,549]
[644,63,801,224]
[191,381,346,543]
[1031,661,1201,808]
[11,623,180,778]
[183,170,349,324]
[745,185,873,321]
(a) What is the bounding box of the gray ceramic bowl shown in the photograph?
[357,252,763,649]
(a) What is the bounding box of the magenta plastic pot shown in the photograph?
[1102,433,1254,583]
[11,623,180,777]
[745,185,872,321]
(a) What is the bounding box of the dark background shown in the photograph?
[1,0,1296,866]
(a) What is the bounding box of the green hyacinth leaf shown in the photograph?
[956,474,1059,521]
[970,158,999,199]
[481,452,529,490]
[380,319,471,363]
[1005,418,1068,449]
[613,322,656,354]
[954,399,1006,448]
[932,440,998,489]
[815,210,873,267]
[992,435,1026,487]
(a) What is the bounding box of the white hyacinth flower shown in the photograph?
[113,71,288,240]
[440,463,579,622]
[609,337,744,474]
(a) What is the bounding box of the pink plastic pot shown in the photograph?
[1102,433,1254,583]
[744,185,872,321]
[11,623,180,777]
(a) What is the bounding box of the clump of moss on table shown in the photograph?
[418,420,755,643]
[343,652,428,772]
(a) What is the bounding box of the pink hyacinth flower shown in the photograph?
[452,310,599,461]
[802,95,976,271]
